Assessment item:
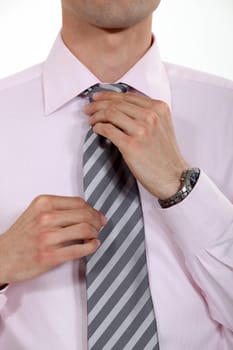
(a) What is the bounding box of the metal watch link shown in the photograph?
[158,168,200,209]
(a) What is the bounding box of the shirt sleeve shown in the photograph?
[160,170,233,331]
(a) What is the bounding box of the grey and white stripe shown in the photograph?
[83,83,159,350]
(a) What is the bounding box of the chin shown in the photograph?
[89,13,151,30]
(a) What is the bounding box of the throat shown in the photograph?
[61,22,153,83]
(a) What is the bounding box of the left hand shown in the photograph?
[83,91,189,200]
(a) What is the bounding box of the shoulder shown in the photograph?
[164,62,233,98]
[0,63,43,94]
[164,62,233,117]
[0,64,44,121]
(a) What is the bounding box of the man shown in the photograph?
[0,0,233,349]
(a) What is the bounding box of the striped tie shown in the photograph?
[83,83,159,350]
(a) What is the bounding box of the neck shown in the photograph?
[61,14,153,83]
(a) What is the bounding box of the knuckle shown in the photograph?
[32,195,52,211]
[154,100,170,115]
[163,108,171,121]
[80,210,93,223]
[126,138,140,153]
[83,240,98,256]
[162,102,170,114]
[71,247,81,260]
[75,197,86,208]
[93,123,101,134]
[105,107,116,118]
[36,212,54,227]
[126,137,136,149]
[79,208,93,225]
[80,223,95,237]
[144,110,157,124]
[136,125,147,138]
[65,245,82,260]
[97,123,109,135]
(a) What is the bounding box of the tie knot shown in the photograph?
[83,83,129,102]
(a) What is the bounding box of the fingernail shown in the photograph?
[96,239,101,248]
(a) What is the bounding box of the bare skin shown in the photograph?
[0,0,189,285]
[0,195,106,284]
[84,92,188,200]
[61,0,161,82]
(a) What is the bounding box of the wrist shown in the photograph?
[156,162,189,200]
[159,167,200,208]
[157,179,181,200]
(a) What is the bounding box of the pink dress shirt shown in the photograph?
[0,33,233,350]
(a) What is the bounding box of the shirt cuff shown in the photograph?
[0,285,9,310]
[159,170,233,254]
[0,284,8,291]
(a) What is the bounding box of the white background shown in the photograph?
[0,0,233,80]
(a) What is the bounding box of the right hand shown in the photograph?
[0,195,106,285]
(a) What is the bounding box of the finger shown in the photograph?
[112,103,157,123]
[43,223,99,246]
[92,91,170,115]
[93,123,129,153]
[56,239,100,263]
[30,195,88,214]
[84,100,114,115]
[122,92,155,108]
[84,97,145,117]
[86,99,157,124]
[89,109,139,136]
[92,90,152,109]
[92,91,125,102]
[36,208,105,231]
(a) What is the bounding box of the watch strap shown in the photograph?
[158,168,200,209]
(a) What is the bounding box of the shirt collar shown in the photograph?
[43,33,171,116]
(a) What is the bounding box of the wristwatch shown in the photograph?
[158,167,200,209]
